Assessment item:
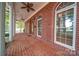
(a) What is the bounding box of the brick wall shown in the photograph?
[25,2,79,55]
[76,2,79,55]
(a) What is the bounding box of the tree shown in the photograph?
[16,20,24,32]
[5,8,9,32]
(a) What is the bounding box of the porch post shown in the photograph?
[9,2,15,41]
[0,2,5,55]
[12,6,16,37]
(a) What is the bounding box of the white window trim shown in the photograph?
[54,2,77,50]
[37,17,42,37]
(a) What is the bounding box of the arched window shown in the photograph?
[37,16,42,37]
[54,2,76,50]
[56,2,74,10]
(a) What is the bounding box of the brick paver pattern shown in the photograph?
[6,33,65,56]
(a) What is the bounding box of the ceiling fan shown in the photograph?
[21,2,35,12]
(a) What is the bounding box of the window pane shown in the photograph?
[60,28,66,44]
[65,8,74,46]
[56,8,74,46]
[38,19,42,36]
[56,28,61,42]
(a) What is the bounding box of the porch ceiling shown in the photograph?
[14,2,49,21]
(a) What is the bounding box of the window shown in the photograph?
[57,2,74,10]
[37,16,42,37]
[55,2,76,50]
[31,20,34,34]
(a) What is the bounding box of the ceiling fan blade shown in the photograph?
[27,8,30,12]
[29,3,33,7]
[21,7,26,9]
[27,2,30,5]
[21,2,27,6]
[30,7,35,11]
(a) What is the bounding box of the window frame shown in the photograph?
[37,17,42,37]
[54,2,77,50]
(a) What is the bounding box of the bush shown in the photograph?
[5,33,9,37]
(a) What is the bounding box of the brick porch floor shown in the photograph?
[6,33,65,56]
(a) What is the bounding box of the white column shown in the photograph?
[0,2,5,56]
[9,2,15,42]
[13,10,16,36]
